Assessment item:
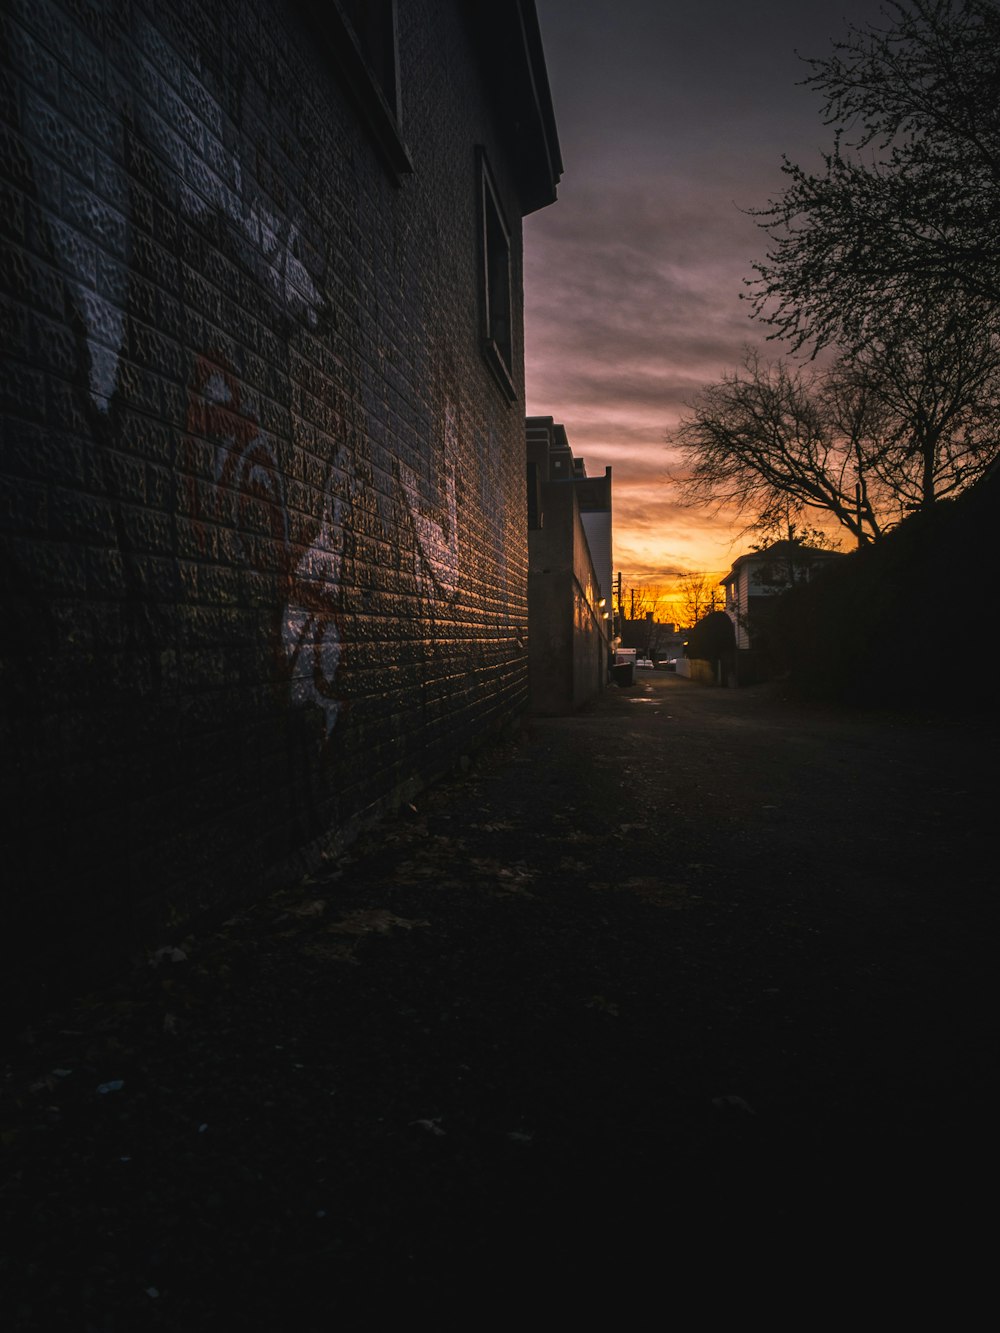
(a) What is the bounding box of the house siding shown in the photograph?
[0,0,553,1001]
[722,544,846,674]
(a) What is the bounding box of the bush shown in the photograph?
[684,611,736,661]
[766,468,999,709]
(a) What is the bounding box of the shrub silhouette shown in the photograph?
[684,610,736,660]
[766,466,998,709]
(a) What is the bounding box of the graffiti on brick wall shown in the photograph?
[135,3,323,328]
[184,356,290,559]
[281,477,346,739]
[17,123,129,410]
[184,354,342,737]
[133,7,324,328]
[19,7,322,413]
[399,400,461,600]
[12,2,496,743]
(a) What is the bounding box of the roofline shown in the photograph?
[515,0,563,212]
[465,1,563,215]
[720,543,845,585]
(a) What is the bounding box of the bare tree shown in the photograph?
[673,322,1000,542]
[829,299,1000,512]
[676,573,724,629]
[748,0,1000,353]
[672,349,886,544]
[623,585,656,621]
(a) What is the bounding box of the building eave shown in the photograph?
[464,0,563,215]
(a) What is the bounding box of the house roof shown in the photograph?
[720,541,845,585]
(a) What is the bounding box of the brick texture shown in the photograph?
[1,0,535,1006]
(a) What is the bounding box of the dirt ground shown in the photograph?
[2,673,997,1323]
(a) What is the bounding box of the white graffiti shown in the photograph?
[186,353,340,739]
[132,9,323,330]
[281,482,346,738]
[20,5,322,412]
[242,205,321,327]
[400,402,460,599]
[81,291,128,413]
[194,363,291,553]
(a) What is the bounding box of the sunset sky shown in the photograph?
[523,0,888,605]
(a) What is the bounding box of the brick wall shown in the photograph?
[1,0,548,1007]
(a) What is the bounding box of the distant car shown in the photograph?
[636,657,654,669]
[656,658,677,671]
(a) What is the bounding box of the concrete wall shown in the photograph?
[677,659,718,684]
[0,0,548,1003]
[528,481,607,714]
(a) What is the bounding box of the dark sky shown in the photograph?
[524,0,889,591]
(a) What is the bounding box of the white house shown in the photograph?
[721,540,845,650]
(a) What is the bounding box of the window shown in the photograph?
[307,0,412,179]
[340,0,399,118]
[477,149,516,400]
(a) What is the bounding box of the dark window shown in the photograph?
[305,0,411,179]
[478,149,516,400]
[341,0,399,120]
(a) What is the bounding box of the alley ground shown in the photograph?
[2,672,997,1323]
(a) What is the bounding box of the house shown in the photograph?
[0,0,562,1008]
[526,418,612,714]
[720,540,844,682]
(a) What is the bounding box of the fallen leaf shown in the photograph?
[325,910,428,936]
[150,946,188,965]
[410,1117,446,1136]
[289,900,325,918]
[711,1095,756,1115]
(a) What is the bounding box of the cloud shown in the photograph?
[524,181,764,442]
[525,0,881,583]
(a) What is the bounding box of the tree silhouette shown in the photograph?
[748,0,1000,352]
[673,319,1000,543]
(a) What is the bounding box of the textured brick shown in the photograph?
[69,24,109,97]
[0,180,25,242]
[0,290,29,349]
[48,485,117,542]
[60,70,125,158]
[1,15,60,94]
[62,176,127,251]
[4,0,75,68]
[0,244,65,318]
[2,0,539,1000]
[1,120,48,198]
[0,476,47,532]
[23,89,96,181]
[1,358,48,420]
[29,308,77,375]
[31,210,98,284]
